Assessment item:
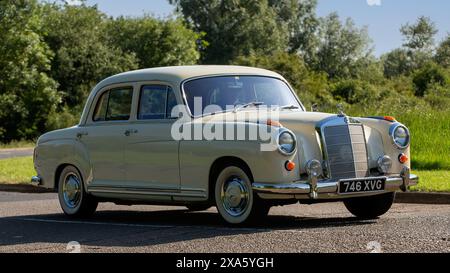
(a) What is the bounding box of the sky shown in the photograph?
[67,0,450,57]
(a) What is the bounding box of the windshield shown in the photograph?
[183,76,302,117]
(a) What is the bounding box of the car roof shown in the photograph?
[95,65,285,88]
[80,65,288,125]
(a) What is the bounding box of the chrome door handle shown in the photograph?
[124,129,138,136]
[76,131,88,139]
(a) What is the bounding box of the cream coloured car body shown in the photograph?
[33,65,414,204]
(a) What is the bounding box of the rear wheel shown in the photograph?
[214,165,270,225]
[344,192,395,219]
[58,166,98,218]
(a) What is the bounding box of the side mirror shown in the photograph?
[311,103,319,112]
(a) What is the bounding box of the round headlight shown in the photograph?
[391,125,410,149]
[278,131,296,155]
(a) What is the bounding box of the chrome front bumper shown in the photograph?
[253,167,419,200]
[31,176,42,187]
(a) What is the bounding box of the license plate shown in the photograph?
[339,178,386,194]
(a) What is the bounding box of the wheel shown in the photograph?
[214,165,270,225]
[344,192,395,219]
[58,165,98,218]
[186,204,212,212]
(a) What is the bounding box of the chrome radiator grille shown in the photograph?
[323,124,369,180]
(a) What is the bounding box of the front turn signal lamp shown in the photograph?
[399,153,409,164]
[383,116,397,122]
[267,119,283,128]
[285,161,296,171]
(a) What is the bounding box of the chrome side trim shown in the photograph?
[88,186,207,198]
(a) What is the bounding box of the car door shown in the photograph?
[124,84,180,194]
[79,86,134,188]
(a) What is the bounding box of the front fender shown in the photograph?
[178,122,301,199]
[358,118,411,174]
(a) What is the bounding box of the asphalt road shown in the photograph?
[0,148,33,159]
[0,191,449,253]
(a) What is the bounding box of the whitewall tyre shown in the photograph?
[214,165,270,225]
[186,204,212,212]
[58,165,98,218]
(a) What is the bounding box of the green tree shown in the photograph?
[435,35,450,68]
[401,16,438,54]
[0,0,60,142]
[42,3,138,108]
[106,16,200,69]
[267,0,319,64]
[170,0,288,64]
[330,79,382,105]
[412,62,448,97]
[315,13,372,79]
[383,16,439,78]
[235,52,332,107]
[382,49,414,78]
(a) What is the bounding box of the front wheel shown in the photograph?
[344,192,395,219]
[58,165,98,218]
[214,165,270,225]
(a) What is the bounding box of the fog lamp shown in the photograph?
[377,155,392,174]
[306,160,322,177]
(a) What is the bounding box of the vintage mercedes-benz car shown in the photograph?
[32,66,418,224]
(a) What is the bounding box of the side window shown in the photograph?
[93,91,109,122]
[93,87,133,122]
[106,88,133,121]
[138,85,177,120]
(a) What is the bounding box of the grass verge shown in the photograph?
[0,156,36,184]
[0,156,449,192]
[411,170,450,193]
[348,107,450,171]
[0,140,35,149]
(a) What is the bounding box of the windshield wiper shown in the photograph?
[277,104,300,110]
[233,101,264,113]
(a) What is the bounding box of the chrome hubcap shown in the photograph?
[63,173,81,208]
[221,177,249,217]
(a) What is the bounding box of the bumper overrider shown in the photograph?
[31,176,42,187]
[252,166,418,200]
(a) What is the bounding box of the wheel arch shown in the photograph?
[208,156,254,203]
[54,163,85,190]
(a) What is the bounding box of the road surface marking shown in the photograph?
[20,218,270,232]
[21,218,175,228]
